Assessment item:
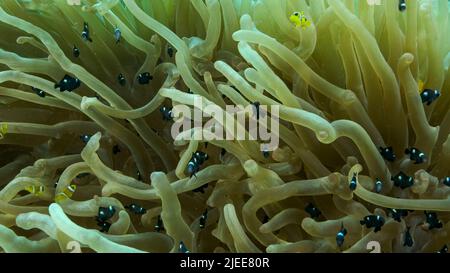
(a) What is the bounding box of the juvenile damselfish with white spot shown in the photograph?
[420,89,440,105]
[305,203,321,219]
[32,87,45,98]
[379,146,396,162]
[55,75,81,92]
[391,171,414,189]
[336,223,347,248]
[424,211,443,230]
[360,215,385,232]
[399,0,406,11]
[375,178,383,193]
[73,45,80,57]
[405,147,426,164]
[137,72,153,85]
[349,173,357,191]
[81,22,92,42]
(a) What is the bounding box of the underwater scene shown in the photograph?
[0,0,449,254]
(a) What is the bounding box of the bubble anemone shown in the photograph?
[0,0,449,253]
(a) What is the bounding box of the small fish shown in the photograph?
[80,134,91,144]
[437,245,448,253]
[137,72,153,85]
[398,0,406,11]
[388,208,411,222]
[199,209,208,229]
[25,185,45,196]
[179,241,190,253]
[167,45,174,58]
[379,146,396,162]
[73,45,80,58]
[112,144,121,155]
[305,203,321,219]
[424,211,443,230]
[405,147,426,164]
[137,170,142,181]
[375,178,383,193]
[349,173,357,191]
[96,206,116,222]
[360,215,385,233]
[391,171,414,189]
[289,11,311,29]
[336,223,347,248]
[62,184,77,198]
[403,227,413,247]
[125,203,146,215]
[81,22,92,42]
[262,149,270,159]
[55,75,81,92]
[160,106,173,121]
[442,177,450,187]
[97,221,111,233]
[154,215,164,232]
[118,73,126,86]
[420,89,440,106]
[32,87,45,98]
[114,26,121,44]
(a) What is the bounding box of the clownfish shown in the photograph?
[289,11,311,29]
[25,185,45,196]
[55,184,77,202]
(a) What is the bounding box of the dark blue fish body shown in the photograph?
[375,179,383,193]
[32,87,45,97]
[137,72,153,85]
[262,150,270,158]
[399,0,406,11]
[360,215,385,232]
[405,147,426,164]
[114,27,121,43]
[125,203,146,215]
[118,73,126,86]
[425,211,443,230]
[379,146,396,162]
[80,134,91,144]
[160,106,173,121]
[97,221,111,233]
[349,173,357,191]
[55,75,81,92]
[96,206,116,222]
[389,208,411,222]
[336,224,347,248]
[73,45,80,57]
[81,22,92,42]
[154,215,164,232]
[438,245,448,253]
[199,209,208,229]
[167,46,174,58]
[442,177,450,187]
[179,241,190,253]
[391,171,414,189]
[305,203,321,219]
[420,89,440,105]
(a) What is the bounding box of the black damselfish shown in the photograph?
[305,203,321,219]
[379,146,396,162]
[391,171,414,189]
[55,75,81,92]
[360,215,385,232]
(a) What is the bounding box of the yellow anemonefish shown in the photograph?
[55,184,77,203]
[418,80,424,93]
[0,123,8,138]
[289,11,311,29]
[25,185,45,196]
